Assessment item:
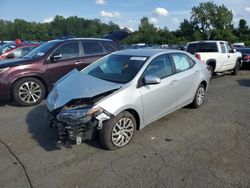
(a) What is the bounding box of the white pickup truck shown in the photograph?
[186,41,242,75]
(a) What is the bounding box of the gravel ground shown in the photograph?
[0,70,250,188]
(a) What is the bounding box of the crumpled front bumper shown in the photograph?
[48,110,111,147]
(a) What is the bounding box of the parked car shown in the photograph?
[233,42,245,48]
[236,48,250,68]
[186,41,242,75]
[0,39,40,60]
[0,40,13,47]
[46,49,211,150]
[0,31,130,106]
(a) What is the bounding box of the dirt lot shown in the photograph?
[0,71,250,188]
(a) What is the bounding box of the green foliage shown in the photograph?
[0,15,120,41]
[191,1,233,39]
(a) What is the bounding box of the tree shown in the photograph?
[238,19,249,36]
[137,17,158,44]
[175,19,199,41]
[191,1,233,39]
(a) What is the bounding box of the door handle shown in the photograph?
[228,55,230,58]
[170,80,178,86]
[75,61,84,65]
[194,70,200,75]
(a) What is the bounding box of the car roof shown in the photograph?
[51,38,113,42]
[237,48,250,52]
[188,40,227,44]
[114,49,181,57]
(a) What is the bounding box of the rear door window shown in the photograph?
[54,42,80,59]
[102,41,116,53]
[171,53,192,73]
[82,41,105,55]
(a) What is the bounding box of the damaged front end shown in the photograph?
[48,96,113,147]
[46,70,122,147]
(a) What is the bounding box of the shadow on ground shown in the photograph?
[237,79,250,87]
[241,65,250,70]
[26,104,60,151]
[0,100,20,107]
[26,104,104,151]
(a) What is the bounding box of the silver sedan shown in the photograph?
[46,49,211,150]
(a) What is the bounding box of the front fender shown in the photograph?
[97,86,144,129]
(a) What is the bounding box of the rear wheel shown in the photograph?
[191,84,206,108]
[12,77,46,106]
[99,111,136,150]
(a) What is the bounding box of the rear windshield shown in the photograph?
[186,43,218,54]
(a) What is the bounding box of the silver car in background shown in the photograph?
[46,49,211,150]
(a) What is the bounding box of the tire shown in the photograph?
[232,60,241,75]
[12,77,46,106]
[99,111,136,150]
[207,65,214,78]
[191,84,206,108]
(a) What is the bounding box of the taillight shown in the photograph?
[195,53,201,60]
[243,55,250,60]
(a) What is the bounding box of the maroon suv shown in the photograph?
[0,32,129,106]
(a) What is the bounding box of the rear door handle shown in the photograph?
[194,70,200,75]
[170,80,178,86]
[75,61,84,65]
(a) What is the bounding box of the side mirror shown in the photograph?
[50,53,62,61]
[143,75,161,85]
[233,49,237,53]
[6,53,15,59]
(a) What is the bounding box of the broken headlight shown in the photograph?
[57,105,103,126]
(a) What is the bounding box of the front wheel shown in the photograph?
[99,111,136,150]
[191,84,206,108]
[232,61,241,75]
[12,77,46,106]
[207,64,214,76]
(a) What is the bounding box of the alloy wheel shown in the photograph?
[111,118,135,147]
[196,87,205,106]
[18,81,42,104]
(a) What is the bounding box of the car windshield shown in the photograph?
[0,42,16,55]
[82,54,148,83]
[22,40,60,59]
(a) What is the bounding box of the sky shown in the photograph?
[0,0,250,31]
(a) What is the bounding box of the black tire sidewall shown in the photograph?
[12,77,46,106]
[99,111,136,150]
[208,65,214,78]
[232,61,240,75]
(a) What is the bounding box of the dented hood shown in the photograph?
[46,69,122,111]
